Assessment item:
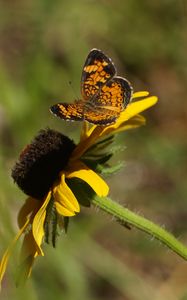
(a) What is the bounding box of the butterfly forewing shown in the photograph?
[81,48,116,100]
[50,101,84,121]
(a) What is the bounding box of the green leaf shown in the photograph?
[63,217,69,233]
[98,161,124,175]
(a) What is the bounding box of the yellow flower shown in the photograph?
[0,91,158,287]
[0,129,109,287]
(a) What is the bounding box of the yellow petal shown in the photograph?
[55,202,76,216]
[16,254,35,285]
[83,123,97,139]
[132,91,149,98]
[16,231,40,285]
[18,197,41,228]
[54,174,80,216]
[32,191,52,256]
[70,134,97,161]
[21,230,41,259]
[0,218,30,288]
[66,160,109,197]
[106,114,146,135]
[120,96,158,121]
[80,121,90,141]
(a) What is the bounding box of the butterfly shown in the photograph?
[50,48,133,125]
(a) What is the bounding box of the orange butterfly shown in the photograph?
[50,48,133,125]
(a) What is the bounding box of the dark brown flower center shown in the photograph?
[12,129,76,199]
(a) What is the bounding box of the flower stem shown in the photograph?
[93,196,187,260]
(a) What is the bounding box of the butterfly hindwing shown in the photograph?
[84,107,119,125]
[89,76,133,110]
[83,76,133,125]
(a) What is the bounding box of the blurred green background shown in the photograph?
[0,0,187,299]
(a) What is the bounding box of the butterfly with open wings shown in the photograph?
[50,48,133,126]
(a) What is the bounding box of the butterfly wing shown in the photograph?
[81,48,116,100]
[50,101,84,121]
[83,107,119,125]
[84,76,133,125]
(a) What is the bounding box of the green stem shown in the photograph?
[93,196,187,260]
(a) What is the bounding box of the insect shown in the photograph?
[50,48,133,125]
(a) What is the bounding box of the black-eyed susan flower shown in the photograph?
[0,91,158,287]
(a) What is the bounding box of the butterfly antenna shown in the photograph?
[68,81,79,101]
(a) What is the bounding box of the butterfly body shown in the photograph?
[50,48,133,125]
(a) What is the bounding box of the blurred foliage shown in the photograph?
[0,0,187,299]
